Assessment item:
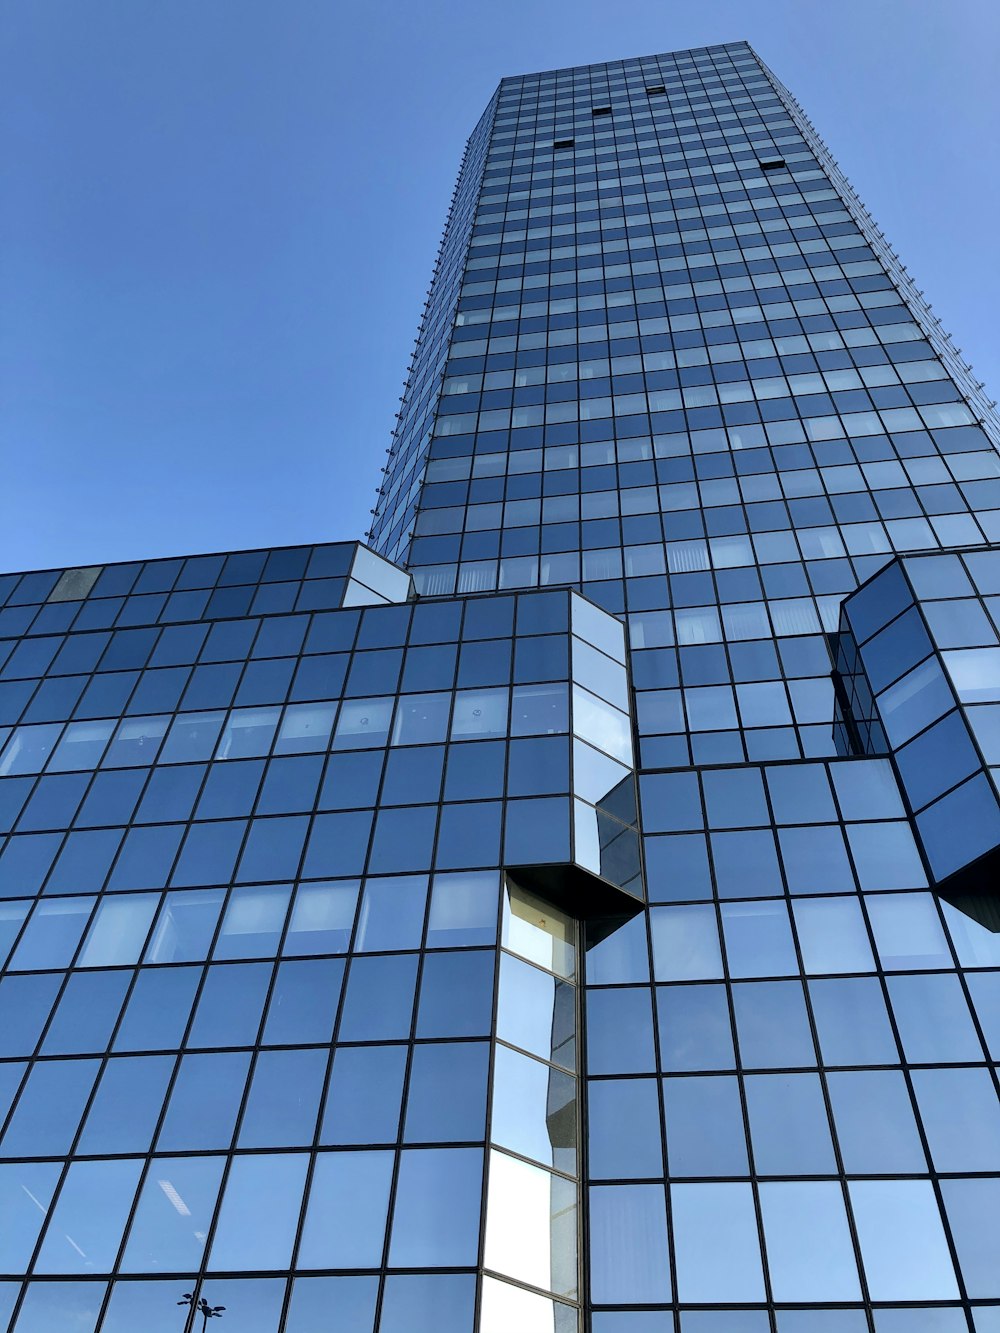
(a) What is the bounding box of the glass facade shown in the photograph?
[1,37,999,1333]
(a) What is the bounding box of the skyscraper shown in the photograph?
[0,36,998,1333]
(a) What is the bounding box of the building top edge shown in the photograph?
[497,39,754,87]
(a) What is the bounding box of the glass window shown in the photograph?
[156,1051,251,1151]
[732,980,816,1068]
[238,1048,326,1148]
[236,817,308,883]
[941,1178,1000,1300]
[426,870,499,946]
[391,692,451,745]
[285,1276,377,1333]
[380,1273,477,1333]
[451,687,509,739]
[355,875,427,951]
[809,976,899,1065]
[662,1075,748,1177]
[11,1282,106,1333]
[588,1078,662,1179]
[479,1276,578,1333]
[484,1149,577,1299]
[589,1184,671,1304]
[417,949,494,1037]
[145,889,224,964]
[710,829,781,898]
[77,1055,174,1155]
[262,957,344,1045]
[297,1150,393,1268]
[283,881,358,955]
[405,1041,489,1143]
[968,972,1000,1058]
[586,987,655,1074]
[320,1044,406,1145]
[744,1073,837,1173]
[497,953,575,1070]
[778,825,854,894]
[112,965,200,1052]
[911,1067,1000,1172]
[41,970,129,1054]
[866,892,951,969]
[887,973,984,1062]
[849,1180,959,1300]
[369,805,437,872]
[491,1042,576,1174]
[671,1182,765,1301]
[721,900,797,978]
[388,1147,483,1267]
[702,767,768,828]
[214,884,291,959]
[766,762,836,822]
[120,1156,225,1272]
[656,984,735,1071]
[338,953,418,1041]
[0,1056,99,1155]
[650,904,723,981]
[792,897,875,973]
[0,1162,61,1272]
[77,893,158,967]
[35,1158,143,1273]
[186,961,271,1047]
[207,1153,308,1270]
[760,1181,860,1300]
[10,897,93,970]
[828,1070,926,1173]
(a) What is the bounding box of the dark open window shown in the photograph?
[645,85,666,95]
[553,139,575,150]
[591,107,611,117]
[758,157,787,171]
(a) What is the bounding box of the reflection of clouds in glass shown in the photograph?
[944,647,1000,702]
[485,1149,576,1297]
[573,686,632,765]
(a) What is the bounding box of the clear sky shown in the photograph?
[1,0,997,572]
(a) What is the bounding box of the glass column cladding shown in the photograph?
[484,880,580,1333]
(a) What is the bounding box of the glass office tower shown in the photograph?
[1,37,999,1333]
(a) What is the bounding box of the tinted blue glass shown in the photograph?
[320,1044,407,1145]
[656,984,735,1072]
[586,987,656,1074]
[404,1041,489,1142]
[297,1150,393,1269]
[388,1147,483,1266]
[588,1078,663,1178]
[732,981,816,1068]
[186,962,271,1047]
[338,953,418,1041]
[41,970,130,1053]
[238,1048,326,1148]
[113,966,200,1051]
[663,1075,748,1177]
[156,1051,251,1151]
[379,1274,477,1333]
[1,1058,99,1155]
[285,1276,378,1333]
[417,950,494,1036]
[77,1056,174,1154]
[262,958,344,1044]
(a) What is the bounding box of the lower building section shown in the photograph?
[0,543,997,1331]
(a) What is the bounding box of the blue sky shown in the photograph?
[1,0,997,572]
